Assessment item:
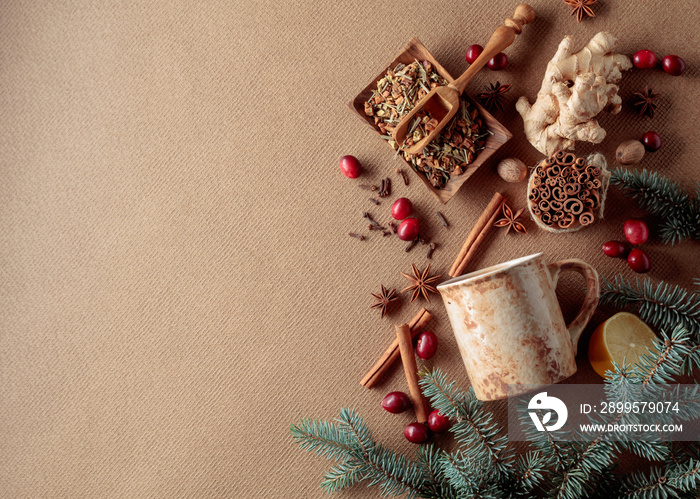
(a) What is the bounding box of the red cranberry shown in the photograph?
[416,331,438,360]
[662,55,686,76]
[428,410,450,433]
[381,391,412,414]
[339,155,362,178]
[602,241,629,258]
[397,218,420,241]
[391,198,413,220]
[487,52,508,70]
[404,422,430,444]
[628,249,651,273]
[641,131,662,152]
[623,219,650,245]
[465,44,484,64]
[632,49,658,69]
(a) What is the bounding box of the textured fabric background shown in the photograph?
[0,1,697,497]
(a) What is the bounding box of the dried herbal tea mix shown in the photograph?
[364,60,491,189]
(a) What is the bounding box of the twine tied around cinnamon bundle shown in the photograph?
[527,151,610,233]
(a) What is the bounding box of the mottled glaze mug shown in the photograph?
[437,253,599,401]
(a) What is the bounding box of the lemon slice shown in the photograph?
[588,312,658,378]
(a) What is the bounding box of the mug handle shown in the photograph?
[547,259,600,356]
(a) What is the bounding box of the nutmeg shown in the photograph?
[497,158,528,183]
[616,140,645,165]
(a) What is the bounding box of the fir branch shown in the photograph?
[415,444,442,492]
[680,343,700,375]
[293,332,699,498]
[667,458,700,491]
[321,460,364,494]
[600,276,700,335]
[439,451,481,494]
[418,368,472,420]
[438,451,506,499]
[606,327,699,394]
[414,445,460,499]
[610,168,689,216]
[420,368,513,476]
[666,443,688,469]
[562,327,688,499]
[291,410,427,498]
[605,328,698,462]
[619,458,700,499]
[659,215,698,245]
[618,467,669,499]
[289,417,356,462]
[588,465,622,499]
[610,168,699,244]
[619,440,670,462]
[512,451,547,495]
[516,408,571,473]
[553,439,616,499]
[363,444,426,498]
[635,326,694,388]
[337,408,375,458]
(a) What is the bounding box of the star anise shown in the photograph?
[632,86,659,118]
[563,0,597,22]
[401,263,442,303]
[370,284,398,318]
[476,81,511,112]
[494,203,527,234]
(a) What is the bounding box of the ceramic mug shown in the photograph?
[437,253,599,401]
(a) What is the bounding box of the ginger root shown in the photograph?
[516,32,632,156]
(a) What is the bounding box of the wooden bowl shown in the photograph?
[347,37,512,204]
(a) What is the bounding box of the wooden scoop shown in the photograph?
[393,4,535,155]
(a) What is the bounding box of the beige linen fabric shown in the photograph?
[1,1,697,497]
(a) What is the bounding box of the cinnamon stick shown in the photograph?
[360,308,432,389]
[448,192,505,277]
[395,323,430,423]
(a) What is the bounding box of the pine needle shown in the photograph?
[600,275,700,336]
[419,368,513,476]
[610,168,700,244]
[291,337,700,498]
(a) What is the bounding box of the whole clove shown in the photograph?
[378,177,391,198]
[363,212,380,226]
[369,198,380,205]
[395,168,409,186]
[437,211,449,227]
[388,222,398,234]
[382,231,392,237]
[405,237,419,252]
[349,232,365,241]
[427,242,437,259]
[368,224,387,231]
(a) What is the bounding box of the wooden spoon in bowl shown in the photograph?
[393,4,535,155]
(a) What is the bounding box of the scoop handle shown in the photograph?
[450,4,535,94]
